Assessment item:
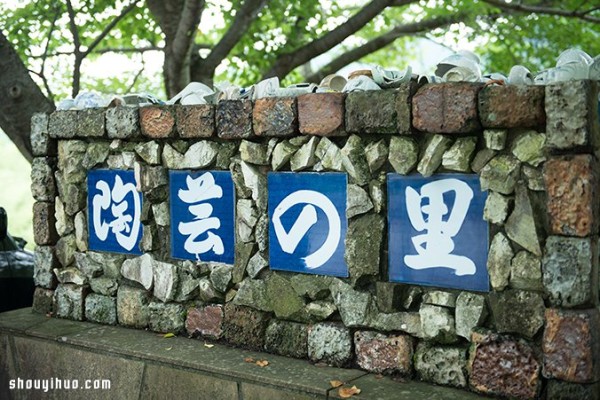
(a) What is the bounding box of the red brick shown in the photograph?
[253,97,297,137]
[222,303,269,351]
[413,83,482,133]
[544,155,598,237]
[354,331,413,374]
[543,308,600,383]
[185,305,224,339]
[298,93,345,136]
[217,100,254,139]
[175,105,215,138]
[140,106,175,138]
[33,201,58,245]
[479,85,545,129]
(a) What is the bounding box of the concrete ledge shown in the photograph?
[0,309,483,399]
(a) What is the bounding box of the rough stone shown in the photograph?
[54,267,87,285]
[148,302,185,333]
[388,136,418,174]
[48,110,77,138]
[53,284,86,320]
[106,106,141,139]
[175,104,215,138]
[545,80,599,149]
[455,292,487,341]
[246,251,268,279]
[345,213,384,281]
[483,191,511,225]
[90,277,119,297]
[290,136,318,171]
[153,260,178,302]
[222,303,270,351]
[266,273,305,320]
[346,184,373,219]
[546,380,600,400]
[401,286,423,310]
[487,232,514,291]
[413,83,482,133]
[216,142,237,170]
[82,141,109,169]
[135,141,161,165]
[483,129,507,150]
[543,236,597,308]
[198,277,221,303]
[331,280,376,327]
[233,278,272,312]
[298,93,345,136]
[522,165,545,191]
[489,289,545,339]
[271,140,298,170]
[253,97,297,137]
[139,106,175,138]
[233,242,253,283]
[543,308,600,383]
[414,342,467,388]
[55,178,86,216]
[341,135,370,185]
[508,251,542,292]
[308,323,353,367]
[468,331,541,400]
[57,139,86,182]
[354,331,413,375]
[89,252,124,279]
[505,185,542,256]
[423,291,456,308]
[31,112,56,156]
[217,100,254,139]
[305,301,337,321]
[31,157,56,202]
[85,294,117,325]
[32,287,54,315]
[76,107,105,137]
[240,161,267,212]
[419,304,457,344]
[479,155,521,195]
[33,202,58,245]
[479,85,546,128]
[34,246,58,289]
[106,152,136,169]
[117,285,150,328]
[55,234,76,267]
[152,202,170,227]
[417,134,452,177]
[186,305,223,339]
[470,148,496,173]
[346,90,398,134]
[287,275,331,301]
[365,140,388,173]
[441,137,477,172]
[369,179,385,214]
[162,141,219,169]
[369,311,422,336]
[396,81,419,134]
[210,264,233,293]
[511,131,546,167]
[121,254,154,290]
[544,155,598,237]
[236,199,257,243]
[239,140,269,165]
[255,214,269,252]
[375,282,403,313]
[265,320,308,358]
[315,137,343,171]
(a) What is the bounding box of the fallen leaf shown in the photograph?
[338,385,361,399]
[204,343,214,348]
[165,347,173,351]
[255,360,269,367]
[244,357,255,363]
[330,380,344,388]
[163,333,175,338]
[374,374,384,380]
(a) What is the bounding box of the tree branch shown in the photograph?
[171,0,205,64]
[39,7,59,101]
[83,1,140,57]
[306,13,465,83]
[263,0,418,79]
[65,0,82,97]
[482,0,600,24]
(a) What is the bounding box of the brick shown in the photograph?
[48,110,77,138]
[354,331,413,374]
[53,284,87,321]
[106,106,141,139]
[414,342,467,388]
[31,112,57,156]
[468,331,541,399]
[544,155,598,237]
[479,85,545,128]
[140,106,175,138]
[30,157,56,202]
[217,100,254,139]
[222,303,269,351]
[175,104,215,138]
[543,308,600,383]
[32,201,58,245]
[298,93,345,136]
[85,294,117,325]
[77,108,105,137]
[116,286,150,329]
[265,320,308,358]
[545,80,599,149]
[32,288,54,315]
[346,90,398,134]
[186,305,224,339]
[308,322,353,367]
[413,83,482,133]
[253,97,297,137]
[488,289,545,339]
[396,81,419,134]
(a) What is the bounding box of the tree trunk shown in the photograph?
[0,31,55,163]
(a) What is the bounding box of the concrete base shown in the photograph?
[0,308,483,400]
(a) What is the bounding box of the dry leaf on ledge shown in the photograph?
[203,343,214,348]
[330,380,344,388]
[163,333,175,338]
[244,357,255,363]
[255,360,269,367]
[338,385,361,398]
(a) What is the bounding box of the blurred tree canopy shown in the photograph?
[0,0,599,161]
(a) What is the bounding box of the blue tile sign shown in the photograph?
[388,174,489,292]
[169,171,235,263]
[87,169,143,255]
[268,172,348,277]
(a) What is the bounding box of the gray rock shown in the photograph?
[470,148,497,173]
[511,131,546,167]
[522,165,545,191]
[330,280,375,327]
[483,191,511,225]
[369,312,422,336]
[216,142,238,170]
[369,179,385,214]
[174,264,199,302]
[401,286,423,310]
[82,142,109,169]
[510,251,543,291]
[236,199,257,243]
[487,232,514,291]
[441,137,477,172]
[290,275,332,300]
[315,137,344,171]
[240,140,269,165]
[31,157,56,202]
[54,267,87,285]
[162,141,219,169]
[230,161,252,199]
[85,294,117,325]
[308,323,353,367]
[414,343,467,388]
[31,113,55,156]
[423,291,457,308]
[483,129,507,150]
[479,155,521,195]
[341,135,371,185]
[117,285,149,328]
[543,236,596,307]
[88,252,124,279]
[210,264,233,293]
[106,106,140,139]
[505,185,541,256]
[135,141,161,165]
[152,202,170,227]
[246,251,268,279]
[148,302,185,333]
[55,177,85,217]
[54,196,73,236]
[121,254,154,290]
[255,214,269,252]
[346,184,373,218]
[34,246,58,289]
[74,211,87,252]
[107,152,136,169]
[489,289,545,339]
[57,140,86,183]
[53,284,86,320]
[153,260,178,302]
[306,301,337,321]
[365,139,389,173]
[271,140,298,171]
[233,278,272,312]
[389,136,418,175]
[55,234,76,267]
[241,161,267,212]
[419,304,457,344]
[73,252,105,279]
[198,277,222,302]
[290,136,318,171]
[266,273,305,320]
[233,242,254,283]
[265,320,309,359]
[417,135,452,177]
[455,292,487,340]
[375,282,403,313]
[90,277,118,297]
[345,213,384,281]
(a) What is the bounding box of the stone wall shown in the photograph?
[29,80,600,399]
